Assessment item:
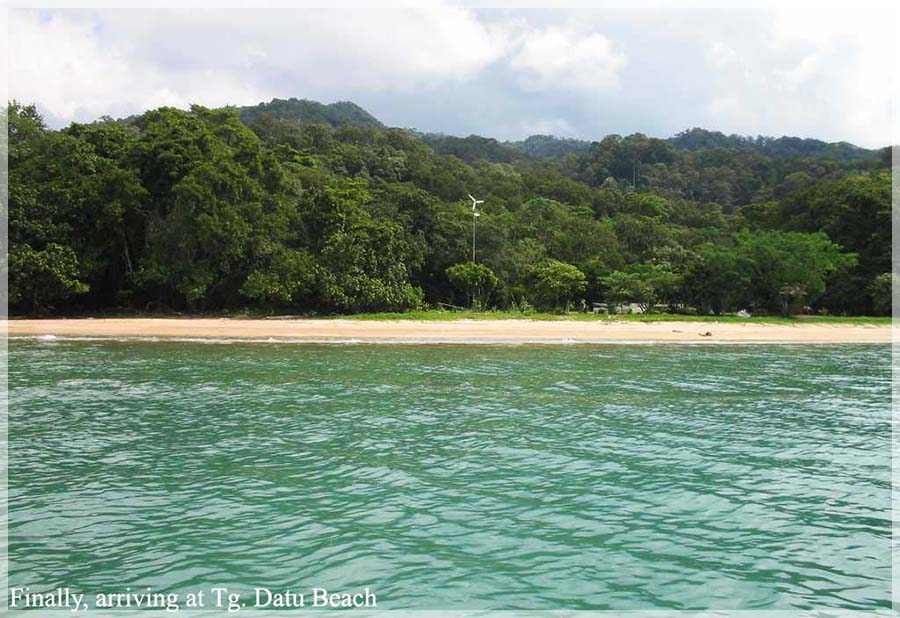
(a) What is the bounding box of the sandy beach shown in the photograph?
[4,318,893,343]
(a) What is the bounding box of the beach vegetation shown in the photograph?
[446,262,498,309]
[7,100,891,317]
[525,259,587,312]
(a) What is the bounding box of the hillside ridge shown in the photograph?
[236,98,882,160]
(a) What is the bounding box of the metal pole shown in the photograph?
[472,210,476,262]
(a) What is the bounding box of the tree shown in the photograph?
[446,262,498,309]
[737,230,855,316]
[526,259,586,312]
[240,247,316,306]
[6,99,888,318]
[611,215,675,261]
[603,263,681,313]
[9,243,89,313]
[304,182,425,313]
[867,273,894,316]
[487,238,546,309]
[581,256,616,305]
[602,269,654,312]
[8,104,147,312]
[739,171,889,314]
[683,243,751,314]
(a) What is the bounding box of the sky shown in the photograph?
[6,2,897,147]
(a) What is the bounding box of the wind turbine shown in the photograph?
[468,194,484,262]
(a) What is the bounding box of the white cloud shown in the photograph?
[520,118,577,137]
[9,5,514,123]
[778,53,821,88]
[9,10,275,124]
[706,95,739,117]
[7,6,894,147]
[706,42,738,68]
[771,7,896,146]
[699,6,894,146]
[509,26,627,93]
[9,7,630,129]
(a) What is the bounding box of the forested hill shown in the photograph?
[507,135,594,159]
[667,128,881,160]
[432,129,885,162]
[8,100,892,318]
[239,98,882,162]
[238,98,384,128]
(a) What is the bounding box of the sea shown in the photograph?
[7,339,892,611]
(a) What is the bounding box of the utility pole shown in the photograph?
[467,193,484,263]
[472,210,476,262]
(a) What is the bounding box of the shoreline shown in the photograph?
[4,318,893,344]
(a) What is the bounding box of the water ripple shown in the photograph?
[9,342,891,611]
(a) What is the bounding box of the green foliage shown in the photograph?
[308,182,425,313]
[241,248,315,306]
[736,230,854,316]
[9,243,89,312]
[422,134,523,164]
[738,171,889,314]
[669,128,880,160]
[603,263,681,313]
[868,273,894,316]
[682,243,751,314]
[239,98,383,129]
[526,259,586,312]
[446,262,498,309]
[507,135,593,159]
[7,100,887,317]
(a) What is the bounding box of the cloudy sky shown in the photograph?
[7,2,897,147]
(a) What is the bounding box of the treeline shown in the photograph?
[427,127,885,165]
[238,98,384,129]
[425,131,887,210]
[7,101,891,316]
[667,128,883,160]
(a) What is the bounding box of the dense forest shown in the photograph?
[7,98,892,316]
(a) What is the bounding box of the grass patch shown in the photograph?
[13,309,891,325]
[332,311,892,325]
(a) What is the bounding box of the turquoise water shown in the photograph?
[8,340,891,611]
